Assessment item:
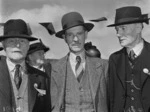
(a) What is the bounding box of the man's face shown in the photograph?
[64,25,87,54]
[3,38,29,62]
[115,23,141,48]
[28,50,45,66]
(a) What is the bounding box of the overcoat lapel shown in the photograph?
[0,57,12,102]
[116,48,129,90]
[86,57,102,99]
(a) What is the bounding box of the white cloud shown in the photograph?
[1,0,150,59]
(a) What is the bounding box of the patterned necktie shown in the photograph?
[75,56,84,82]
[129,50,136,64]
[14,64,22,89]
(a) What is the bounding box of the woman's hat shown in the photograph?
[55,12,94,39]
[28,39,49,55]
[107,6,150,27]
[0,19,38,41]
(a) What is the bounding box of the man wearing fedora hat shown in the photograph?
[108,6,150,112]
[51,12,108,112]
[0,19,50,112]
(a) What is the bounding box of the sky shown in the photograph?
[0,0,150,59]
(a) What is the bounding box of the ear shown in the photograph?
[84,31,88,40]
[136,23,143,34]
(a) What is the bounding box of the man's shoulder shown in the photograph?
[51,55,67,68]
[87,56,108,67]
[109,48,125,59]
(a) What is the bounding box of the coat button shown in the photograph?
[131,97,134,100]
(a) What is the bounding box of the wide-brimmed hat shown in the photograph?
[28,40,50,55]
[0,19,38,41]
[55,12,94,39]
[107,6,150,27]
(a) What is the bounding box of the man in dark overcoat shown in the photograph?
[108,6,150,112]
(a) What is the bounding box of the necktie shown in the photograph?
[129,50,136,64]
[75,56,84,82]
[14,64,22,89]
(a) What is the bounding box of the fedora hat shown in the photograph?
[0,19,38,41]
[108,6,150,27]
[28,40,49,55]
[55,12,94,39]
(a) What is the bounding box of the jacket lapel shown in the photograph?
[51,55,68,110]
[86,57,102,99]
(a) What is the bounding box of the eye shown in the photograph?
[66,33,73,37]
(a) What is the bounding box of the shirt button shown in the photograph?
[131,97,134,100]
[131,89,134,92]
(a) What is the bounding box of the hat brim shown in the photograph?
[28,47,50,55]
[0,35,38,42]
[55,23,94,39]
[107,18,150,27]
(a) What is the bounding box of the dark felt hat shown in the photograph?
[55,12,94,39]
[107,6,150,27]
[28,40,49,55]
[0,19,38,41]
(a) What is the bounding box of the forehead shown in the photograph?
[115,24,136,29]
[65,25,85,33]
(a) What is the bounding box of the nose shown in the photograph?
[117,33,121,38]
[117,28,123,37]
[73,35,78,41]
[15,39,21,47]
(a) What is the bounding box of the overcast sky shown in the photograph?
[0,0,150,59]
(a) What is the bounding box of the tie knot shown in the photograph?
[15,64,21,69]
[129,50,136,60]
[76,56,81,63]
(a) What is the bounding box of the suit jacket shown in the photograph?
[108,41,150,112]
[51,54,108,112]
[0,56,50,112]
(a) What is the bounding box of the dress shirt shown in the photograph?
[69,52,86,77]
[6,58,26,79]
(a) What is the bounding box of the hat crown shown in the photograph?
[61,12,85,30]
[4,19,29,36]
[107,6,149,27]
[115,6,142,23]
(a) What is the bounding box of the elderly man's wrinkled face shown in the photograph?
[28,50,45,66]
[2,38,29,63]
[64,25,88,54]
[115,23,142,48]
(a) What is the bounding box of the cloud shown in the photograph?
[1,0,150,59]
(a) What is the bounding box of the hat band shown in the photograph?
[116,17,145,24]
[63,21,84,30]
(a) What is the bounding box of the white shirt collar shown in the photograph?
[69,51,85,63]
[127,39,144,57]
[6,58,25,72]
